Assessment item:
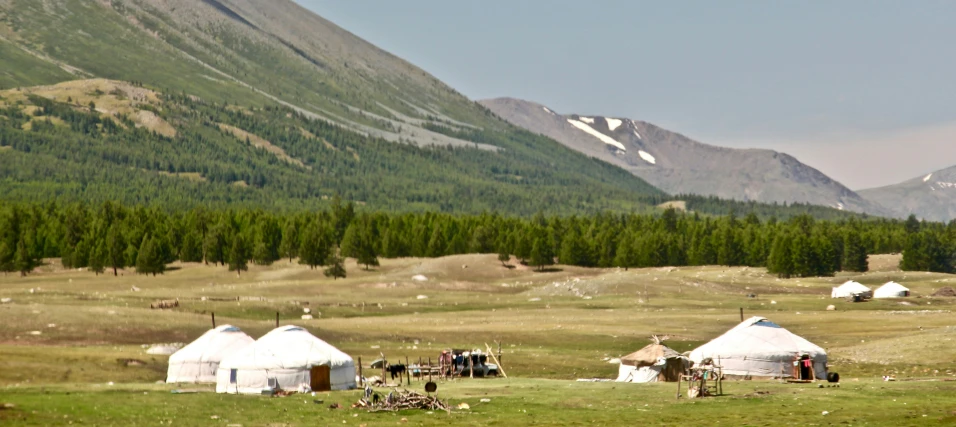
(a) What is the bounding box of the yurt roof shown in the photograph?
[877,281,909,292]
[620,343,684,367]
[218,325,352,371]
[837,281,871,292]
[169,325,253,363]
[689,317,825,362]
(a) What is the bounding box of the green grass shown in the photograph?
[2,253,956,425]
[2,379,956,426]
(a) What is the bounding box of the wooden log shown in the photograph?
[358,356,363,387]
[211,312,216,328]
[485,343,507,378]
[469,350,474,378]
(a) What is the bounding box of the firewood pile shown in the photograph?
[352,389,448,412]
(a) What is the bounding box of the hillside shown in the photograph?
[0,0,872,219]
[480,98,892,216]
[858,165,956,222]
[0,0,671,214]
[0,79,668,214]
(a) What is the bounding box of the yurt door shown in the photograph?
[310,365,332,391]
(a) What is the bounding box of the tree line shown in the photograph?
[2,200,952,278]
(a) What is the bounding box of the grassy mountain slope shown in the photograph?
[858,165,956,222]
[481,98,893,217]
[0,0,670,214]
[0,79,666,214]
[0,0,866,220]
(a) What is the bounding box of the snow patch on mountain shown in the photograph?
[924,173,933,182]
[566,119,626,151]
[633,130,642,140]
[543,106,554,115]
[579,116,595,124]
[638,150,656,165]
[606,118,622,131]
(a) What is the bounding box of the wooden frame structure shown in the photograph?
[677,365,723,399]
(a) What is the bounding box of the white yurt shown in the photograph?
[216,325,355,394]
[166,325,254,383]
[689,317,827,380]
[830,281,872,299]
[874,282,910,298]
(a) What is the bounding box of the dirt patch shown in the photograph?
[932,287,956,297]
[135,110,176,138]
[217,123,306,167]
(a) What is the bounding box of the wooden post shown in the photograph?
[381,352,387,384]
[428,357,432,382]
[739,307,744,322]
[358,356,363,387]
[418,357,423,383]
[275,311,279,328]
[497,341,502,369]
[406,356,411,386]
[676,371,682,399]
[211,312,216,328]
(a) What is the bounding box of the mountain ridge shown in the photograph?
[480,97,893,217]
[858,165,956,222]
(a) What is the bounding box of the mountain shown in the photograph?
[857,165,956,222]
[480,98,892,216]
[0,0,667,214]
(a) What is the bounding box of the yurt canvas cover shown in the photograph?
[689,317,827,380]
[616,343,690,383]
[167,325,253,383]
[831,281,872,299]
[216,325,355,394]
[874,282,910,298]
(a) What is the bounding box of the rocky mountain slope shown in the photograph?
[481,98,892,216]
[858,165,956,222]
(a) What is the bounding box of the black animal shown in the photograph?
[387,364,406,380]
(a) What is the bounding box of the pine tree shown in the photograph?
[14,238,36,277]
[559,230,590,266]
[135,235,165,276]
[0,240,13,274]
[279,220,299,263]
[790,232,814,277]
[106,225,126,275]
[426,225,447,258]
[767,232,794,279]
[203,226,227,266]
[496,236,511,266]
[613,236,636,270]
[89,240,106,275]
[228,235,249,276]
[528,234,554,271]
[180,231,203,263]
[324,248,346,279]
[299,225,331,269]
[842,228,869,272]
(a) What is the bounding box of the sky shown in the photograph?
[297,0,956,189]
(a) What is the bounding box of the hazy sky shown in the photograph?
[298,0,956,189]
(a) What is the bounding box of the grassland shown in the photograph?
[2,254,956,425]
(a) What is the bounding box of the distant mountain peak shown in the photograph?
[480,97,892,216]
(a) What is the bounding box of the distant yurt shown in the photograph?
[216,325,355,394]
[166,325,254,383]
[689,317,827,380]
[616,337,690,383]
[831,281,872,299]
[874,282,910,298]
